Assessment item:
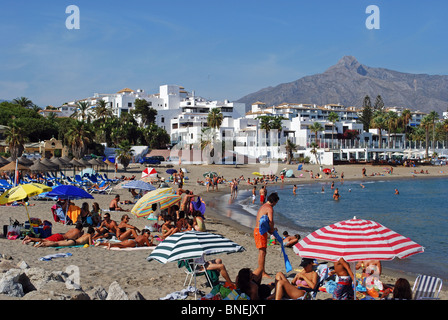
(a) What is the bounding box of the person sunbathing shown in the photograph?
[35,227,94,248]
[272,258,318,300]
[116,214,140,241]
[92,212,118,240]
[283,234,301,247]
[95,229,154,250]
[22,222,83,245]
[109,195,130,212]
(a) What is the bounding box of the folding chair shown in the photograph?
[297,263,330,300]
[412,274,443,300]
[178,259,220,288]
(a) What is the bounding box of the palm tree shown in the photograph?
[207,108,224,130]
[309,122,324,147]
[115,140,134,171]
[285,139,298,164]
[420,115,432,159]
[71,101,92,123]
[328,112,339,149]
[95,99,112,122]
[385,111,398,148]
[401,109,412,146]
[428,111,439,151]
[310,142,320,165]
[200,128,219,164]
[5,122,27,160]
[65,120,93,159]
[13,97,34,108]
[370,112,387,148]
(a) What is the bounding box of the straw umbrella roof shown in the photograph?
[40,158,59,170]
[77,158,92,167]
[29,160,51,172]
[69,158,85,167]
[0,162,30,171]
[51,157,72,168]
[7,157,32,166]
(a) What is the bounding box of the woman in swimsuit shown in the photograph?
[35,227,95,248]
[272,258,318,300]
[96,229,154,250]
[116,214,140,241]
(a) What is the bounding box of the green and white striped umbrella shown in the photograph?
[147,231,245,264]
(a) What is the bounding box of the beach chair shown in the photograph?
[178,259,220,288]
[297,263,330,300]
[88,181,112,194]
[412,274,443,300]
[74,174,88,186]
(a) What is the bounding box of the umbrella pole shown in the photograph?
[24,203,32,226]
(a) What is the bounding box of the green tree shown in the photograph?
[371,111,387,148]
[285,139,298,164]
[207,108,224,130]
[71,101,92,123]
[385,111,398,148]
[94,99,113,123]
[420,115,432,159]
[116,140,134,171]
[12,97,34,108]
[65,120,93,159]
[373,95,385,112]
[5,121,27,160]
[359,95,373,131]
[328,111,339,149]
[132,98,157,127]
[309,122,324,147]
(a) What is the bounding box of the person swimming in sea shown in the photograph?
[333,188,340,201]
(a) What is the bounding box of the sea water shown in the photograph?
[223,177,448,281]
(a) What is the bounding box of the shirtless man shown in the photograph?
[22,222,84,245]
[109,195,130,212]
[35,226,95,248]
[179,190,197,216]
[92,213,119,240]
[259,186,266,204]
[332,257,355,300]
[254,192,280,278]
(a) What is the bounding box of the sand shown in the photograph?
[1,162,447,301]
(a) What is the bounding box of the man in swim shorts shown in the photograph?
[259,186,266,204]
[254,192,279,278]
[22,222,84,245]
[332,257,355,300]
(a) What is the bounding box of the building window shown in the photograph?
[128,102,132,107]
[161,117,165,123]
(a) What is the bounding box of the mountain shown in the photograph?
[237,56,448,115]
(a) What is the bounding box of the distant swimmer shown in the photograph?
[395,188,399,195]
[333,188,340,201]
[321,186,325,193]
[293,185,297,195]
[360,184,365,189]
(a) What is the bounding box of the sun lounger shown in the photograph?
[412,274,443,300]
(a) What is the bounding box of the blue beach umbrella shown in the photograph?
[166,169,177,174]
[46,185,94,224]
[121,180,156,191]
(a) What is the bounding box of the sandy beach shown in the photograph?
[1,162,447,301]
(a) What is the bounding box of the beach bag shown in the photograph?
[7,225,21,240]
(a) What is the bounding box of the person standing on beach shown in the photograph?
[254,192,280,278]
[252,186,257,204]
[259,185,266,204]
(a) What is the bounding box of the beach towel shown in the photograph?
[39,252,72,261]
[258,215,292,273]
[192,196,206,215]
[67,205,81,223]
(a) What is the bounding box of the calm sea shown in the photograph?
[222,177,448,282]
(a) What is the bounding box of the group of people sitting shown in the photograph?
[157,204,206,239]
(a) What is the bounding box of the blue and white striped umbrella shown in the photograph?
[147,231,245,264]
[121,180,156,191]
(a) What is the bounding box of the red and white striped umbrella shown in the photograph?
[293,217,424,262]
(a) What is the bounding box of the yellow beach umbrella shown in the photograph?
[0,183,52,224]
[131,187,181,218]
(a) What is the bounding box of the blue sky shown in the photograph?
[1,0,447,107]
